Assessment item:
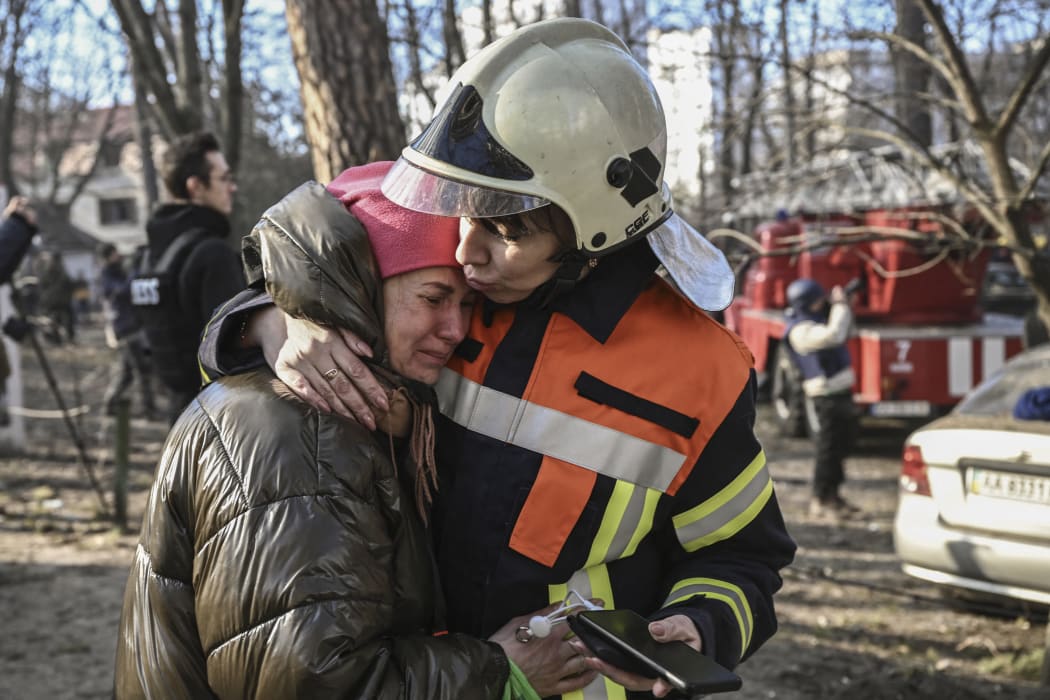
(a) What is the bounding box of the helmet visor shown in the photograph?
[381,157,550,218]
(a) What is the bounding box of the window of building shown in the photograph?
[98,197,137,225]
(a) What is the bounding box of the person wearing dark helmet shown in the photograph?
[115,163,570,699]
[198,19,796,698]
[784,278,860,520]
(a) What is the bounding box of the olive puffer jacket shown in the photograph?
[114,182,509,699]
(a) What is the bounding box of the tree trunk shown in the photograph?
[778,0,796,169]
[804,0,819,159]
[285,0,405,183]
[0,59,21,197]
[175,0,204,131]
[0,0,30,197]
[442,0,466,77]
[893,0,932,147]
[132,62,159,210]
[222,0,245,171]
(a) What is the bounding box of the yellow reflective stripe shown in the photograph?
[665,577,753,657]
[550,581,589,700]
[436,370,686,492]
[585,482,662,568]
[623,488,661,559]
[558,565,624,700]
[588,565,625,700]
[671,451,772,551]
[584,480,633,567]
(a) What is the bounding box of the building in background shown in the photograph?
[647,26,714,219]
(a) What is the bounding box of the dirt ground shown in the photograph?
[1,320,1048,699]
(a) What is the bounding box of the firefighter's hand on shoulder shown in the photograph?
[252,306,389,431]
[490,604,599,697]
[569,613,702,697]
[3,196,37,227]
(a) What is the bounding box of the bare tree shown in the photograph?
[0,0,36,197]
[285,0,404,182]
[0,1,128,223]
[778,0,796,168]
[893,0,933,147]
[442,0,466,76]
[711,0,741,204]
[110,0,246,168]
[844,1,1050,328]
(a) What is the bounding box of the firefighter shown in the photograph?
[783,277,861,520]
[198,18,796,698]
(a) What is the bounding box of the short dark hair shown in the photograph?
[160,131,222,199]
[96,242,117,260]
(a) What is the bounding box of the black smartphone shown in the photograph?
[567,609,742,696]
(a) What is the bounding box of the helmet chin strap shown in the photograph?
[525,250,591,308]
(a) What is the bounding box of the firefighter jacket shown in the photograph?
[199,240,797,698]
[116,183,509,700]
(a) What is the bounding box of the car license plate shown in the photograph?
[967,467,1050,505]
[869,401,931,417]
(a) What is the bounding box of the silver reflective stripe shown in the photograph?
[605,483,650,560]
[586,481,661,567]
[672,451,773,551]
[436,369,686,492]
[663,578,753,657]
[553,569,626,700]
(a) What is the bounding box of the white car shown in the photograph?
[893,343,1050,606]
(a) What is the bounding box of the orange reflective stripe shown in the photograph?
[509,456,597,567]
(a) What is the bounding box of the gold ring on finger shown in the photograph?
[323,368,341,381]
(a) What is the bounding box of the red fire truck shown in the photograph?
[722,208,1026,436]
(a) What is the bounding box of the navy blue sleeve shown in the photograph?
[651,371,796,669]
[0,214,36,286]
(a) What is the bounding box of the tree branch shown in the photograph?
[996,35,1050,140]
[152,1,179,72]
[848,28,956,91]
[111,0,182,139]
[915,0,992,132]
[1018,138,1050,203]
[64,100,119,208]
[222,0,244,170]
[176,0,203,131]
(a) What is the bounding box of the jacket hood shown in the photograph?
[146,203,230,252]
[242,181,386,359]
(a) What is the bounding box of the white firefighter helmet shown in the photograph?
[382,17,736,311]
[381,17,672,256]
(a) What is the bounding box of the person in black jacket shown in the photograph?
[0,196,37,287]
[136,131,243,423]
[97,243,156,420]
[1,196,37,426]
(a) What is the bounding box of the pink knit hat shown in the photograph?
[326,161,460,279]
